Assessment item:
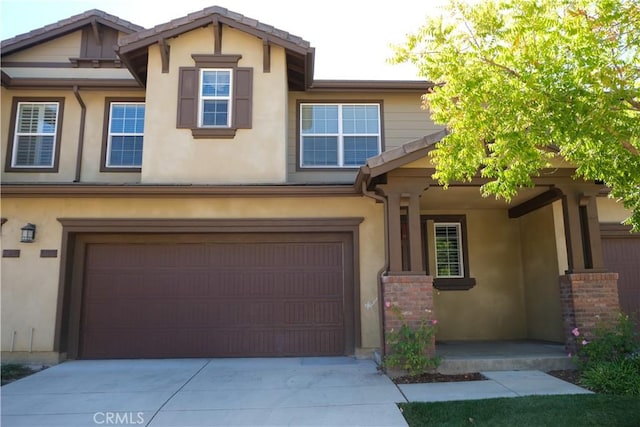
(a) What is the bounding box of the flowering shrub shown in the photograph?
[574,313,640,396]
[383,304,440,376]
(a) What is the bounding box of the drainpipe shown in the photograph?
[73,86,86,183]
[361,180,390,361]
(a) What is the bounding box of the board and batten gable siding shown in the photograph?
[286,91,443,184]
[141,26,288,185]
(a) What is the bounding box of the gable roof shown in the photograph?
[355,129,449,189]
[116,6,314,90]
[1,9,144,56]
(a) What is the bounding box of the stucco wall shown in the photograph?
[286,91,442,183]
[597,196,633,224]
[428,209,528,340]
[1,87,145,184]
[141,26,288,184]
[519,205,564,342]
[3,31,81,63]
[0,196,385,360]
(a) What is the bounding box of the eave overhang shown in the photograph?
[0,183,360,198]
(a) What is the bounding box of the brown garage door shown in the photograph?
[80,233,354,359]
[602,234,640,325]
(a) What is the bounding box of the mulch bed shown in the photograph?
[391,369,583,385]
[546,369,582,386]
[392,372,487,384]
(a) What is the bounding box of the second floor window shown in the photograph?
[200,69,232,127]
[107,102,145,168]
[300,103,381,168]
[12,102,59,168]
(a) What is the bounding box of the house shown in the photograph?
[1,7,638,365]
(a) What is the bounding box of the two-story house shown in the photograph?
[2,7,637,365]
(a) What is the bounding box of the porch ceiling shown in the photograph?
[420,186,551,210]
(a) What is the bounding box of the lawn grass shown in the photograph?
[400,394,640,427]
[1,364,36,386]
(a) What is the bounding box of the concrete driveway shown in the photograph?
[1,357,408,426]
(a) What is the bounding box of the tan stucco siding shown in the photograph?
[0,196,384,357]
[3,31,81,63]
[597,196,633,224]
[1,87,144,184]
[286,92,440,183]
[428,209,528,340]
[141,27,288,184]
[519,205,564,342]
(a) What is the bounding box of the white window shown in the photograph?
[12,102,59,168]
[199,69,232,127]
[300,103,381,168]
[106,102,145,167]
[434,223,464,278]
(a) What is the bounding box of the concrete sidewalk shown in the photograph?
[1,358,592,427]
[398,370,592,402]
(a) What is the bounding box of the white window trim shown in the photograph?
[299,103,381,168]
[106,102,145,168]
[433,222,464,279]
[198,68,233,128]
[12,101,59,168]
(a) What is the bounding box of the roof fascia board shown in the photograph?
[0,184,360,198]
[2,15,142,57]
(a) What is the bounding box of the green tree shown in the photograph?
[392,0,640,230]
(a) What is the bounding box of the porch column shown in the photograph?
[556,185,620,354]
[382,275,435,358]
[377,176,428,274]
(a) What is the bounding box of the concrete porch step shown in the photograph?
[435,340,575,375]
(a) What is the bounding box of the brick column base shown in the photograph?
[382,275,435,357]
[560,272,620,354]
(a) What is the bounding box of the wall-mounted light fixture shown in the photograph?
[20,223,36,243]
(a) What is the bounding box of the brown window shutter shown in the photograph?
[177,67,197,128]
[233,67,253,129]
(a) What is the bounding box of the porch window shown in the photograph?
[421,215,476,290]
[299,103,381,168]
[434,223,463,278]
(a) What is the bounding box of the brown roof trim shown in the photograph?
[308,80,436,92]
[357,129,449,187]
[1,9,144,56]
[2,78,142,90]
[118,6,311,55]
[0,184,360,198]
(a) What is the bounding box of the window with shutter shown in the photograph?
[176,55,253,139]
[5,98,64,172]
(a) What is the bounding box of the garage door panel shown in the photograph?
[80,235,352,359]
[602,236,640,326]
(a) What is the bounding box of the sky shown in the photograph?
[0,0,454,80]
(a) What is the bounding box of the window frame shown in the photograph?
[5,97,65,173]
[176,54,252,139]
[296,100,384,170]
[421,214,476,290]
[433,222,464,279]
[100,97,145,173]
[198,68,233,128]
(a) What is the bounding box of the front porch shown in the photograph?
[358,131,622,369]
[436,340,574,374]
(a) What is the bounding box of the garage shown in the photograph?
[601,224,640,328]
[70,230,356,359]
